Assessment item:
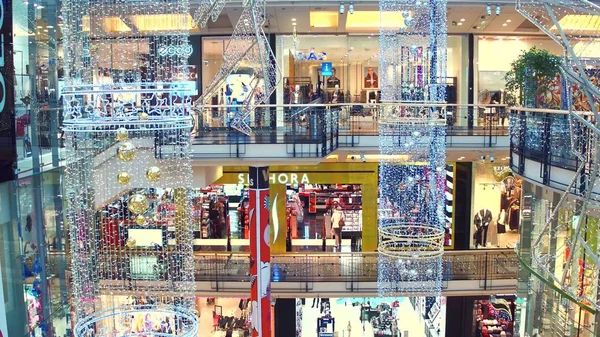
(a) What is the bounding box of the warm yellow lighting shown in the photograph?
[103,17,132,33]
[346,11,407,30]
[131,14,196,32]
[309,11,339,28]
[81,16,91,32]
[552,14,600,33]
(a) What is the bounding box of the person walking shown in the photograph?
[331,206,345,250]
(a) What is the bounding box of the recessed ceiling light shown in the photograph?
[460,18,465,22]
[457,22,463,26]
[291,18,296,22]
[502,23,507,26]
[506,19,512,22]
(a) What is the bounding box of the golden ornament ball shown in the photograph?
[128,194,149,214]
[115,127,129,142]
[125,238,137,248]
[139,112,149,121]
[117,171,131,185]
[135,214,146,225]
[146,166,161,182]
[117,142,135,162]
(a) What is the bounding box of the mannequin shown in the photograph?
[496,209,508,247]
[293,84,301,104]
[474,209,492,247]
[332,84,340,103]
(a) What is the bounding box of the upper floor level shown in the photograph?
[192,102,509,160]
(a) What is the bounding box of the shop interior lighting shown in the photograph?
[495,5,501,16]
[349,3,354,14]
[340,3,345,14]
[309,11,339,28]
[486,4,492,16]
[346,11,407,30]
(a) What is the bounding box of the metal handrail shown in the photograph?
[190,249,517,282]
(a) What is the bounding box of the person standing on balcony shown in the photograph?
[331,205,345,250]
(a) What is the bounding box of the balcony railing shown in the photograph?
[84,249,517,285]
[509,107,596,195]
[192,103,509,157]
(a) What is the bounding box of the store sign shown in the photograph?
[321,62,332,76]
[238,173,310,185]
[0,0,16,183]
[158,44,193,57]
[296,49,327,61]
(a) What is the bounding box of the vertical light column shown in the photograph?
[377,0,447,296]
[62,0,198,335]
[249,166,271,337]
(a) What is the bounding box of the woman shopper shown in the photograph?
[331,206,345,250]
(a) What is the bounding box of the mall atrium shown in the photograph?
[1,0,600,336]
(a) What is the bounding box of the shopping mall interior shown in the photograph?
[2,0,600,337]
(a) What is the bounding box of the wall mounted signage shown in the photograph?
[296,49,327,61]
[158,44,193,58]
[321,62,332,76]
[238,173,310,185]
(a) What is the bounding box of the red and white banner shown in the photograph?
[248,166,271,337]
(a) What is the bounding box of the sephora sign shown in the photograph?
[0,0,15,183]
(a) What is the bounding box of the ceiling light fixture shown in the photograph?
[457,22,463,26]
[506,19,512,23]
[486,4,492,16]
[291,18,296,22]
[339,4,345,15]
[349,3,354,14]
[495,4,501,15]
[460,18,465,22]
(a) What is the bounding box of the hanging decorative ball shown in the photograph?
[402,11,410,18]
[139,112,149,121]
[115,127,129,142]
[135,214,146,225]
[405,17,414,27]
[125,238,137,248]
[128,194,149,214]
[117,142,135,162]
[146,166,161,182]
[117,171,131,185]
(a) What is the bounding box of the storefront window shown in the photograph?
[476,36,562,115]
[471,163,522,249]
[473,295,518,337]
[296,297,446,337]
[193,164,378,252]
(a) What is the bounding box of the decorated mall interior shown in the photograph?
[3,1,600,337]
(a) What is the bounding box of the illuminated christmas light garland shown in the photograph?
[62,0,197,335]
[377,0,447,297]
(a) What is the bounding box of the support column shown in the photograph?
[249,166,271,337]
[270,183,287,253]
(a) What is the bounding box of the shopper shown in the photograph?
[331,206,345,250]
[347,321,351,337]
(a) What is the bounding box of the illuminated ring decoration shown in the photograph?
[74,305,199,337]
[378,222,445,260]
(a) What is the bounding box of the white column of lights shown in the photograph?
[192,0,281,135]
[377,0,447,296]
[62,0,198,336]
[515,0,600,311]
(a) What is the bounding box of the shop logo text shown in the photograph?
[238,173,310,185]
